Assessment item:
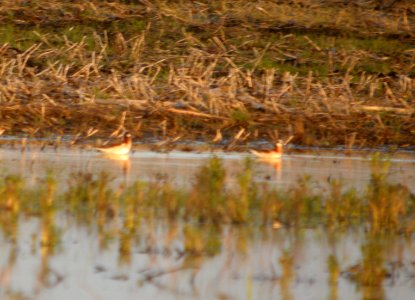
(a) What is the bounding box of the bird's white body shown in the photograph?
[250,149,282,160]
[250,141,284,160]
[96,133,132,155]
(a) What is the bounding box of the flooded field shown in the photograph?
[1,0,414,299]
[0,147,414,300]
[1,147,414,191]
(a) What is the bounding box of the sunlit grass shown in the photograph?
[0,1,413,147]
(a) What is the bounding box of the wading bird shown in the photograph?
[250,139,284,160]
[96,132,132,155]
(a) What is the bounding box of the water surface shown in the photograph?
[0,147,414,300]
[1,148,414,191]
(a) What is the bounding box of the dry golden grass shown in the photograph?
[0,0,414,148]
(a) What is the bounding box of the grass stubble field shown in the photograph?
[0,0,414,150]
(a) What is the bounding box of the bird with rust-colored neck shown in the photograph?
[96,132,132,155]
[250,139,284,160]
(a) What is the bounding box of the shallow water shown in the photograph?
[2,218,415,300]
[0,148,414,300]
[0,147,414,191]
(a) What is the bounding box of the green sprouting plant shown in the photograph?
[325,178,361,226]
[366,153,411,232]
[283,175,322,225]
[188,156,226,223]
[228,157,257,223]
[64,172,117,225]
[0,175,23,213]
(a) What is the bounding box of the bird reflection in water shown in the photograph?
[259,156,283,183]
[99,153,131,180]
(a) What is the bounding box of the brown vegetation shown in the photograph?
[0,0,414,148]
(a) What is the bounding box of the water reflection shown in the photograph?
[1,215,415,299]
[256,157,283,184]
[0,149,414,299]
[99,153,131,183]
[0,148,414,192]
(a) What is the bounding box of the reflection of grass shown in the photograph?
[343,232,391,300]
[0,155,413,298]
[366,153,411,232]
[0,156,413,234]
[0,155,413,261]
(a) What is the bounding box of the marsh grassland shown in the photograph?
[0,0,414,148]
